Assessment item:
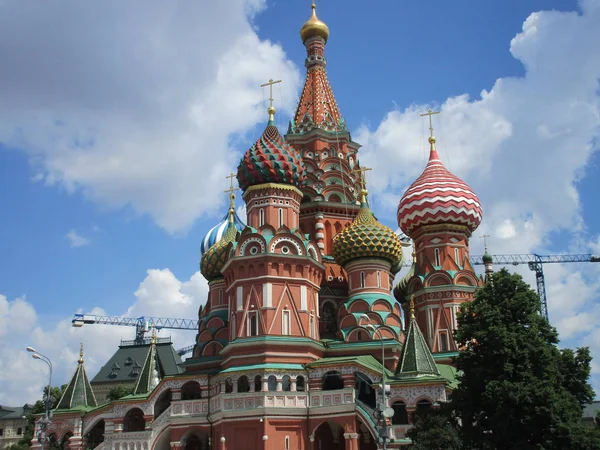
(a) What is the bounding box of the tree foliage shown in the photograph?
[407,269,599,449]
[406,405,463,450]
[17,385,67,448]
[107,385,134,401]
[451,269,596,449]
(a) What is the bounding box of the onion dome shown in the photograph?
[333,189,403,267]
[482,250,493,264]
[200,211,245,255]
[393,251,416,304]
[200,194,240,281]
[237,108,306,192]
[397,134,483,237]
[300,2,330,42]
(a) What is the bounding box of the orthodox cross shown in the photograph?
[420,109,440,137]
[480,234,491,252]
[260,78,282,110]
[353,166,372,192]
[224,173,239,208]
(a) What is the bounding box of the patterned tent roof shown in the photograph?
[397,136,482,237]
[200,212,245,255]
[396,308,440,379]
[56,344,97,410]
[133,338,162,395]
[237,120,305,192]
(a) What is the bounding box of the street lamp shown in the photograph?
[27,347,53,447]
[359,316,394,449]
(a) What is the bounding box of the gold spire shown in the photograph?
[79,342,84,364]
[300,1,330,42]
[481,234,490,253]
[224,173,239,223]
[150,326,157,345]
[409,295,416,320]
[353,166,372,204]
[260,78,282,122]
[421,109,440,150]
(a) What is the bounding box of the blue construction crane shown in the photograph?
[71,314,199,355]
[403,253,599,321]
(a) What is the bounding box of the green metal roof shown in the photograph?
[0,404,33,419]
[91,342,182,384]
[56,353,97,410]
[220,363,306,374]
[307,355,394,378]
[396,316,440,379]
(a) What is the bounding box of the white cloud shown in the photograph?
[65,230,91,248]
[356,2,600,392]
[0,1,301,234]
[0,270,207,405]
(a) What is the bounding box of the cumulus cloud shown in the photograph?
[0,270,207,405]
[357,2,600,391]
[0,0,301,234]
[65,230,91,248]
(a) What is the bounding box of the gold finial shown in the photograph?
[260,78,282,122]
[353,166,372,204]
[409,295,416,320]
[480,234,490,253]
[150,326,157,345]
[420,109,440,149]
[300,0,330,42]
[79,342,84,363]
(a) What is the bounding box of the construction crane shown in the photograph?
[71,314,199,355]
[403,253,600,321]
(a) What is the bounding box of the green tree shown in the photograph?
[407,405,463,450]
[18,385,66,447]
[107,385,134,401]
[451,269,597,449]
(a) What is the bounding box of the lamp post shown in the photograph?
[27,347,53,447]
[359,316,394,449]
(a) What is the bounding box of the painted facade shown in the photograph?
[35,4,487,450]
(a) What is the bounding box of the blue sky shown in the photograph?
[1,0,599,404]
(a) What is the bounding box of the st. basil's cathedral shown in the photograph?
[34,3,489,450]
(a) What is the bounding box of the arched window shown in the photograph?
[259,208,265,227]
[123,408,145,432]
[248,313,257,336]
[321,302,337,334]
[392,401,409,425]
[322,371,344,391]
[278,208,284,227]
[254,375,262,392]
[154,389,172,419]
[296,376,305,392]
[360,272,365,288]
[377,271,381,288]
[268,375,277,391]
[440,332,449,352]
[355,372,375,408]
[282,375,291,392]
[434,248,441,267]
[454,248,460,264]
[238,375,250,393]
[282,310,290,335]
[417,399,432,411]
[225,377,233,393]
[181,381,202,400]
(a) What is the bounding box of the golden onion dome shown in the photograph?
[333,190,403,267]
[300,2,330,42]
[200,204,239,281]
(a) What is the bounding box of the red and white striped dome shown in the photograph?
[397,137,482,237]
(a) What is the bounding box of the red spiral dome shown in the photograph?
[397,137,483,237]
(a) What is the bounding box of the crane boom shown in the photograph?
[402,253,599,321]
[72,313,199,346]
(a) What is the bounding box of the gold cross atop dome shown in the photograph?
[421,109,440,149]
[79,342,84,363]
[260,78,282,121]
[224,173,239,216]
[480,234,490,252]
[353,166,372,204]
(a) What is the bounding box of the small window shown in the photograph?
[296,376,305,392]
[454,248,460,264]
[0,429,4,436]
[309,315,315,338]
[434,248,441,267]
[254,375,262,392]
[259,208,265,227]
[285,436,290,450]
[278,208,284,227]
[357,331,363,341]
[17,428,22,436]
[124,357,133,366]
[211,343,217,355]
[282,310,290,335]
[219,289,224,305]
[249,313,258,336]
[440,332,449,352]
[268,375,277,391]
[377,271,381,288]
[225,378,233,393]
[360,272,365,288]
[231,315,236,340]
[282,375,291,392]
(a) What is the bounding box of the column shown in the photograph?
[315,214,325,252]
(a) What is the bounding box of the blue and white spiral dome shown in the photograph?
[200,211,246,255]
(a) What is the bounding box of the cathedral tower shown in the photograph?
[395,112,483,354]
